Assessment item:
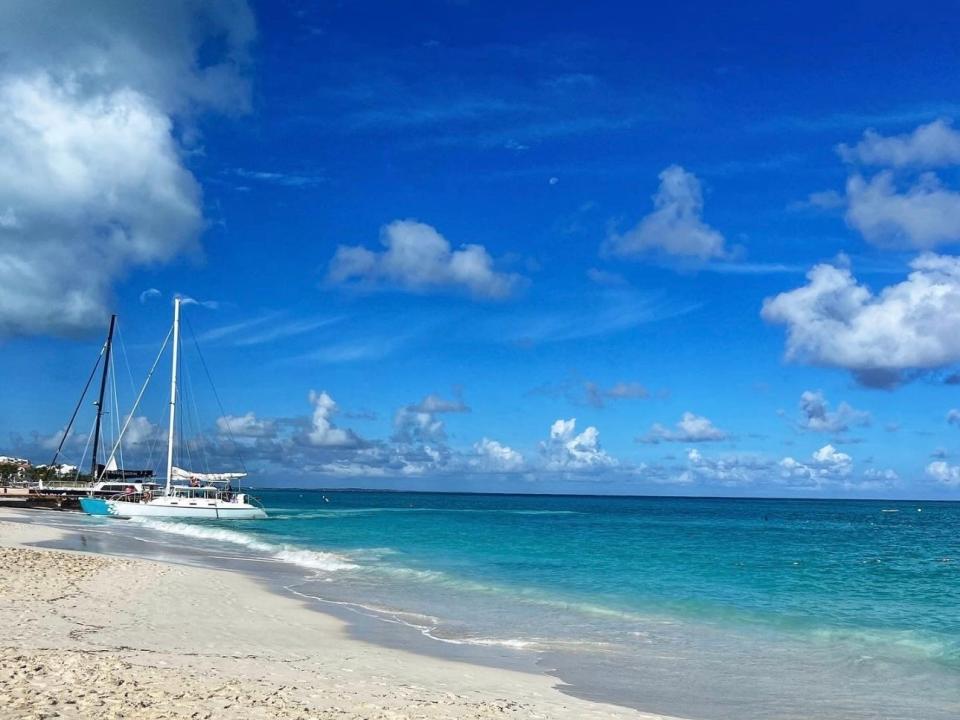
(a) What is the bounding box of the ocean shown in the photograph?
[35,491,960,719]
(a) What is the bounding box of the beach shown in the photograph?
[0,509,672,720]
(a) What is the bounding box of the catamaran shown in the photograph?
[80,298,266,520]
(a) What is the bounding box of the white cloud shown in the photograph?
[0,1,254,337]
[680,448,772,487]
[121,416,163,447]
[806,121,960,250]
[845,171,960,248]
[178,295,221,310]
[0,1,254,115]
[798,390,870,433]
[540,418,616,471]
[779,444,853,488]
[762,254,960,387]
[926,460,960,487]
[640,412,728,444]
[139,288,161,304]
[328,219,523,299]
[862,468,900,486]
[38,426,83,453]
[303,390,362,448]
[0,76,202,335]
[393,407,447,444]
[838,119,960,167]
[603,165,727,261]
[392,393,469,445]
[473,438,524,471]
[948,409,960,426]
[216,412,276,439]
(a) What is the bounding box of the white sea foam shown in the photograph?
[131,518,358,573]
[285,585,542,651]
[273,548,357,572]
[286,586,440,627]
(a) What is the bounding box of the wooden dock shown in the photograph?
[0,488,80,511]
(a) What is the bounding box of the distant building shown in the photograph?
[55,464,78,477]
[0,456,30,466]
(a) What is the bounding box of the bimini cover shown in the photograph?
[171,467,247,483]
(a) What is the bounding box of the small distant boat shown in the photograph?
[881,509,899,513]
[80,298,266,520]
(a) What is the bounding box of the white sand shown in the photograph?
[0,510,680,719]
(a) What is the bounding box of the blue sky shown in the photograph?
[4,0,960,497]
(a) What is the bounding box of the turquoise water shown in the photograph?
[119,492,960,718]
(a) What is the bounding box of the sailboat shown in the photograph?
[80,298,267,520]
[41,314,160,499]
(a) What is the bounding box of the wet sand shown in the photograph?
[0,510,678,719]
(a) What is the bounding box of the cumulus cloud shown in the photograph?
[120,416,164,447]
[540,418,616,471]
[0,1,254,337]
[862,468,900,486]
[639,412,728,444]
[393,407,447,444]
[301,390,363,448]
[392,392,469,445]
[845,171,960,248]
[779,444,853,488]
[678,448,772,487]
[216,412,277,439]
[603,165,727,262]
[838,119,960,168]
[812,120,960,249]
[472,438,524,471]
[797,390,870,433]
[762,254,960,387]
[328,220,523,299]
[926,460,960,487]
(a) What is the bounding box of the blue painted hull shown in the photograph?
[78,497,114,516]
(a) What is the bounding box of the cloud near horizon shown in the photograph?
[797,390,870,433]
[540,418,617,471]
[639,412,728,444]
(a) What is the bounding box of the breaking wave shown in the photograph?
[131,518,358,573]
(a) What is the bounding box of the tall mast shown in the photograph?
[90,314,117,480]
[164,298,181,495]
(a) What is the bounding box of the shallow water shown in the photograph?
[22,491,960,719]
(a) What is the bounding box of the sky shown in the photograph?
[4,0,960,498]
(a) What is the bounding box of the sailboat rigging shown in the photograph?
[79,298,267,520]
[43,314,158,498]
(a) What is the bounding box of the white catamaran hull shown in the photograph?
[80,496,266,519]
[79,299,268,523]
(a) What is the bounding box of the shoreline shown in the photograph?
[0,507,677,719]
